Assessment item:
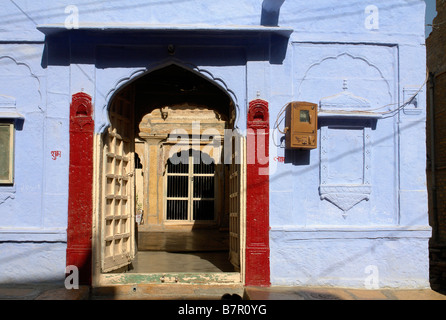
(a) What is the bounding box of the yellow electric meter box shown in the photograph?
[285,101,318,149]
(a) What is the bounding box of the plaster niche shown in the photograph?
[318,81,381,217]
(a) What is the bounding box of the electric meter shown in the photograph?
[285,101,318,149]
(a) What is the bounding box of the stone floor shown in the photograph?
[128,251,235,273]
[126,229,235,273]
[136,229,229,252]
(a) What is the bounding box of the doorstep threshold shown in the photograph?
[97,272,241,286]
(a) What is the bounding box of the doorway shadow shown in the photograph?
[129,228,234,274]
[137,229,228,251]
[128,250,234,273]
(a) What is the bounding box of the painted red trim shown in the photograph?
[67,92,94,285]
[246,99,270,287]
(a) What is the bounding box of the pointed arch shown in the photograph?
[296,52,393,107]
[98,60,240,133]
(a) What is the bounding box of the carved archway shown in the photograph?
[92,62,246,284]
[98,61,240,134]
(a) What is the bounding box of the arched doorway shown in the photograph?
[94,64,245,285]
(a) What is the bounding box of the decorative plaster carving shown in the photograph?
[247,99,269,129]
[0,94,16,105]
[103,68,146,108]
[0,192,15,205]
[319,86,375,216]
[319,80,372,111]
[319,185,371,213]
[296,51,393,107]
[0,94,23,119]
[70,92,94,132]
[139,104,226,136]
[0,56,42,112]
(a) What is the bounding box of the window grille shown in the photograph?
[166,149,215,221]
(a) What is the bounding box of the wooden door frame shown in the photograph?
[91,134,247,286]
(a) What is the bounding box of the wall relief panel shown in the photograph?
[292,43,397,221]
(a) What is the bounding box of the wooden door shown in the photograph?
[100,87,136,273]
[229,134,246,270]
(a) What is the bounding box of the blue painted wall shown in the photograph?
[0,0,430,288]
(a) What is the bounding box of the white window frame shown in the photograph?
[0,122,14,185]
[164,148,217,224]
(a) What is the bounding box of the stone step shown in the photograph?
[90,283,245,300]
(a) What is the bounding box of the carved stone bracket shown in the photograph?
[70,92,94,132]
[247,99,269,129]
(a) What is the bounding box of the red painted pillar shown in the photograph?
[66,92,94,285]
[246,99,270,287]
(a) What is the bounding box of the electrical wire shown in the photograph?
[272,68,430,139]
[273,102,290,134]
[379,69,429,117]
[272,102,290,147]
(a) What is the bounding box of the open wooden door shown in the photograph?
[100,87,136,273]
[228,133,246,271]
